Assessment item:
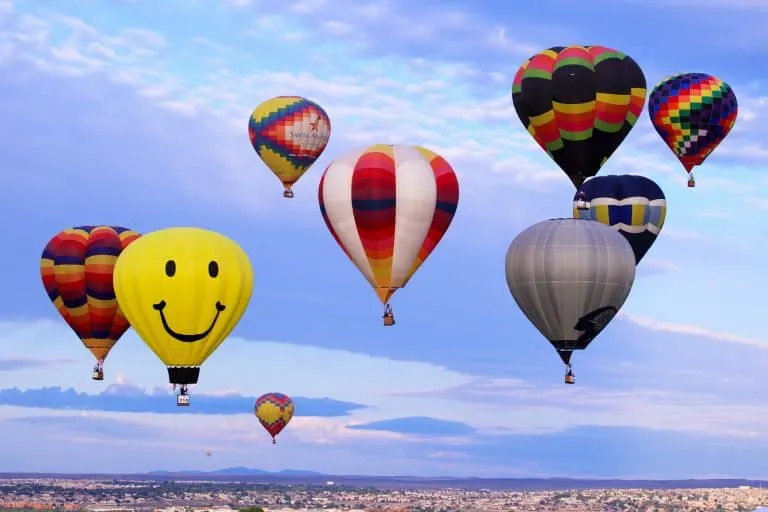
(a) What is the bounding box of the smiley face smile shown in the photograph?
[153,300,226,343]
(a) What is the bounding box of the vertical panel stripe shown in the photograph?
[389,145,436,287]
[351,145,397,297]
[319,147,376,286]
[405,147,459,282]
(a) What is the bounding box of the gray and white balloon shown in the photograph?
[505,218,636,372]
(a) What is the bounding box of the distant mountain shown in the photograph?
[148,467,323,477]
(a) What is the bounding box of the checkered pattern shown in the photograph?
[648,73,738,172]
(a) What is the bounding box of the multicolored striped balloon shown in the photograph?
[512,45,647,188]
[40,226,141,377]
[248,96,331,198]
[318,144,459,324]
[648,73,738,187]
[255,392,294,444]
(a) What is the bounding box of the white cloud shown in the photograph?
[0,3,578,221]
[659,227,713,243]
[0,318,472,409]
[4,315,768,441]
[621,313,768,350]
[396,377,768,439]
[321,20,354,36]
[636,259,678,275]
[485,27,539,56]
[618,0,768,10]
[289,0,328,13]
[718,143,768,160]
[4,0,763,229]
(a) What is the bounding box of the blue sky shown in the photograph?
[1,0,768,479]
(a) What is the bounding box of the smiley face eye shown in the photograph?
[165,260,176,277]
[208,261,219,278]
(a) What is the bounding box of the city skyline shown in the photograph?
[1,0,768,478]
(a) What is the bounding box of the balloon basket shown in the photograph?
[283,190,294,198]
[383,315,395,327]
[177,395,190,407]
[92,370,104,381]
[687,179,695,188]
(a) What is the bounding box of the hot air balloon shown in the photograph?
[248,96,331,198]
[255,393,294,444]
[505,219,636,384]
[648,72,738,187]
[113,227,254,406]
[573,175,666,264]
[318,144,460,325]
[40,226,141,381]
[512,45,647,188]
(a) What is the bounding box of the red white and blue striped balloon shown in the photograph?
[318,144,459,310]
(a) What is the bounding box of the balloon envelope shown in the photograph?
[248,96,331,195]
[318,144,459,308]
[255,392,295,441]
[505,219,636,365]
[113,227,254,385]
[648,72,737,176]
[512,45,646,188]
[573,174,666,263]
[40,226,140,364]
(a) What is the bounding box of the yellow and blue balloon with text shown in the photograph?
[248,96,331,198]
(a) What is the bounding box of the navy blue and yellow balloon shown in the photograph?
[573,175,666,263]
[248,96,331,198]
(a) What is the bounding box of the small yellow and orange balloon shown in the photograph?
[113,227,254,406]
[40,226,141,381]
[255,393,294,444]
[248,96,331,198]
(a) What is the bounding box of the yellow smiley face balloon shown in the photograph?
[113,227,254,389]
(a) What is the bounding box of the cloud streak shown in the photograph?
[6,415,162,440]
[622,313,768,350]
[349,417,475,437]
[0,385,367,416]
[0,358,75,371]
